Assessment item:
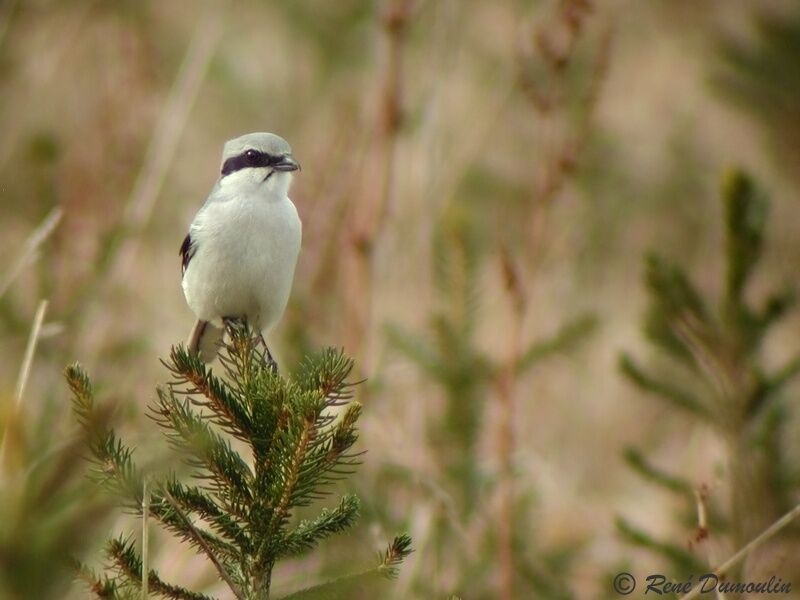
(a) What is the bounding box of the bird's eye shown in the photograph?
[245,149,258,160]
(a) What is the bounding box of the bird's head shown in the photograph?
[219,132,300,196]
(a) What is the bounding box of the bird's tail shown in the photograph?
[187,319,224,363]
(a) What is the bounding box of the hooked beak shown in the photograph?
[273,155,301,172]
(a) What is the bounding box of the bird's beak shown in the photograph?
[273,155,301,172]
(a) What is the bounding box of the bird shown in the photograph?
[180,132,302,364]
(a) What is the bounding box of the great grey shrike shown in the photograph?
[180,132,302,363]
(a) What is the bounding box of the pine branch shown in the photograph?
[643,254,713,369]
[68,325,410,597]
[621,169,797,561]
[73,560,125,599]
[279,495,360,558]
[291,402,363,506]
[722,169,767,306]
[296,347,358,405]
[618,354,711,419]
[516,313,597,374]
[165,346,254,443]
[384,324,442,379]
[378,534,414,579]
[623,448,694,498]
[217,318,273,393]
[246,376,290,489]
[152,387,253,507]
[149,492,240,564]
[277,535,413,600]
[163,478,250,551]
[161,489,244,599]
[65,363,95,424]
[761,355,800,397]
[91,432,144,509]
[757,286,795,330]
[67,364,145,507]
[261,410,316,559]
[615,517,705,574]
[107,537,216,600]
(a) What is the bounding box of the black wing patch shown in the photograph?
[180,233,196,276]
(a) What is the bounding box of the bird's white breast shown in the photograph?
[182,190,302,332]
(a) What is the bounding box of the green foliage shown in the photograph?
[715,10,800,182]
[614,517,706,575]
[386,211,490,511]
[387,211,596,514]
[516,313,598,374]
[619,169,800,566]
[279,534,412,600]
[622,448,694,499]
[623,170,798,422]
[384,207,595,598]
[66,324,410,600]
[0,414,112,599]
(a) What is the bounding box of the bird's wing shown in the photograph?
[181,183,226,276]
[180,232,196,276]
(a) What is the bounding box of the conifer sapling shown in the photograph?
[67,322,411,599]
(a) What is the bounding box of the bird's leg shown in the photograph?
[222,316,252,355]
[222,317,278,372]
[258,332,279,374]
[222,316,246,338]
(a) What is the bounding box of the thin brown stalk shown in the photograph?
[344,0,412,369]
[517,2,610,266]
[678,503,800,600]
[494,251,526,600]
[485,8,610,597]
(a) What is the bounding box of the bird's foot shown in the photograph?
[221,317,278,372]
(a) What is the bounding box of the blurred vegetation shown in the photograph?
[1,0,800,598]
[619,170,800,578]
[384,207,595,599]
[0,398,111,599]
[715,9,800,186]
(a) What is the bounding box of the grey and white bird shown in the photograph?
[180,132,302,363]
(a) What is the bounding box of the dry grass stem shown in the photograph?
[142,479,150,599]
[116,9,227,276]
[0,298,48,475]
[13,299,48,406]
[678,502,800,600]
[494,251,526,600]
[0,207,63,300]
[77,6,227,356]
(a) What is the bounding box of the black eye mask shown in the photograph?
[221,150,278,176]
